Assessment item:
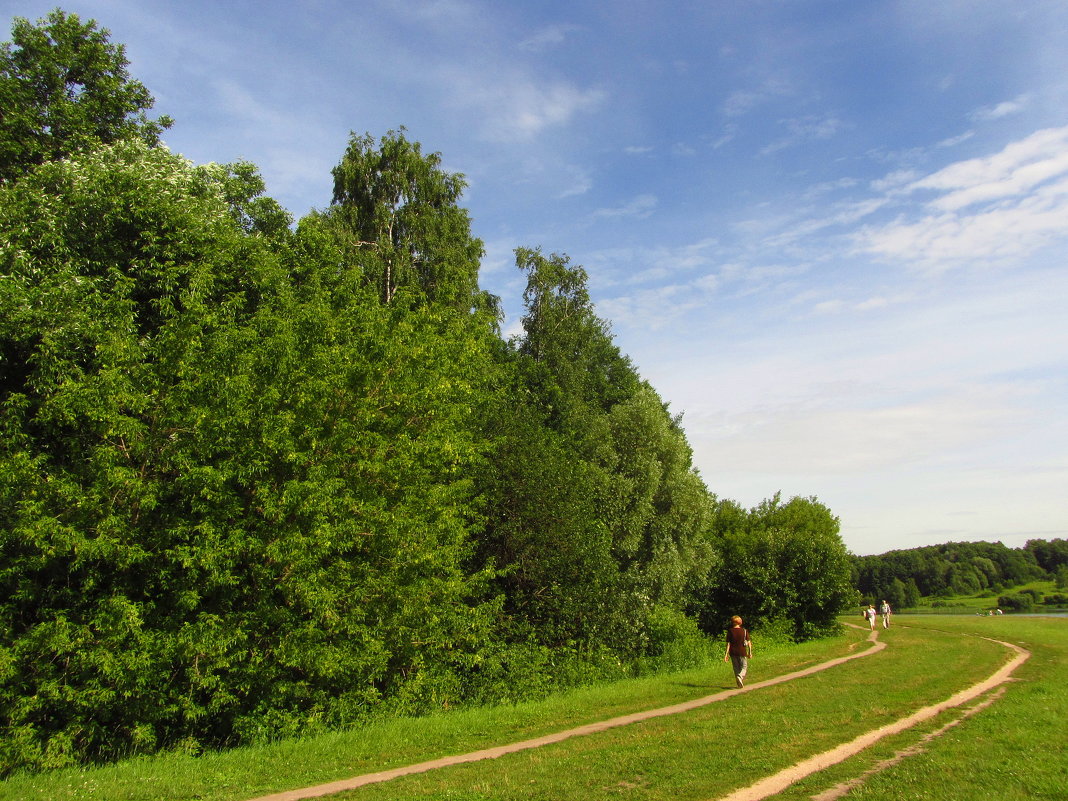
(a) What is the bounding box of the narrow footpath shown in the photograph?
[249,627,888,801]
[246,625,1029,801]
[714,631,1029,801]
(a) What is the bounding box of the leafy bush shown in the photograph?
[997,593,1034,612]
[1019,588,1044,604]
[632,606,718,674]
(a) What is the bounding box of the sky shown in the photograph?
[6,0,1067,556]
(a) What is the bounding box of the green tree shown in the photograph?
[1025,538,1068,574]
[323,128,486,310]
[1055,565,1068,590]
[478,248,714,663]
[0,137,502,772]
[0,9,171,183]
[699,494,854,640]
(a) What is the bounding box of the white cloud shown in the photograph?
[910,126,1068,211]
[722,76,793,117]
[969,93,1031,121]
[450,74,606,141]
[558,166,593,198]
[938,130,975,148]
[870,169,920,193]
[856,126,1068,270]
[723,90,765,117]
[762,114,847,155]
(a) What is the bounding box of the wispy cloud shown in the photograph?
[518,23,582,52]
[558,166,593,197]
[762,114,847,155]
[722,76,793,117]
[591,194,658,219]
[969,93,1031,122]
[908,126,1068,211]
[856,126,1068,270]
[449,73,606,141]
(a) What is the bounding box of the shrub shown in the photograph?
[996,593,1034,612]
[633,607,719,674]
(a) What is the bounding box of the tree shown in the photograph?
[0,10,171,183]
[324,128,485,309]
[1025,538,1068,574]
[514,247,641,427]
[477,248,714,662]
[698,495,855,640]
[0,138,501,772]
[1055,565,1068,590]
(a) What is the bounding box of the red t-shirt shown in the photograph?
[727,626,749,656]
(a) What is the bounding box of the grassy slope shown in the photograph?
[337,623,1009,800]
[0,634,855,801]
[775,616,1068,801]
[4,617,1063,801]
[907,579,1065,613]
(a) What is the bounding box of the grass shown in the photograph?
[0,633,852,801]
[907,579,1066,614]
[775,615,1068,801]
[331,623,1009,800]
[3,616,1063,800]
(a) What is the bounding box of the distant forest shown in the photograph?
[0,11,858,773]
[852,538,1068,610]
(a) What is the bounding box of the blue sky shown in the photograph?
[7,0,1067,556]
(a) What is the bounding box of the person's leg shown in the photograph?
[731,654,748,687]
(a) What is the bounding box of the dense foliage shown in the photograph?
[0,9,171,183]
[0,11,856,774]
[852,539,1066,609]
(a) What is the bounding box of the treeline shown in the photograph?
[852,539,1068,609]
[0,11,855,773]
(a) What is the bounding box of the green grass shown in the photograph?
[774,615,1068,801]
[0,634,852,801]
[332,623,1009,800]
[907,579,1066,613]
[4,617,1064,801]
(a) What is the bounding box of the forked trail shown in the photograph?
[246,625,1028,801]
[716,627,1029,801]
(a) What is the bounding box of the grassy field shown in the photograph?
[906,580,1066,614]
[4,615,1064,801]
[775,615,1068,801]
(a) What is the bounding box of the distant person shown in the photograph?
[865,604,877,630]
[879,600,892,629]
[723,615,752,688]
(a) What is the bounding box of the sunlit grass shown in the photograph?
[0,632,853,801]
[335,623,1006,800]
[774,615,1068,801]
[4,617,1061,801]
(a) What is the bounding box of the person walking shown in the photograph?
[865,604,877,631]
[723,615,752,688]
[879,600,892,629]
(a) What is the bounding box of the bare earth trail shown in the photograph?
[247,625,1029,801]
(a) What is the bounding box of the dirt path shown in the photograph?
[247,626,1027,801]
[249,628,886,801]
[713,634,1030,801]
